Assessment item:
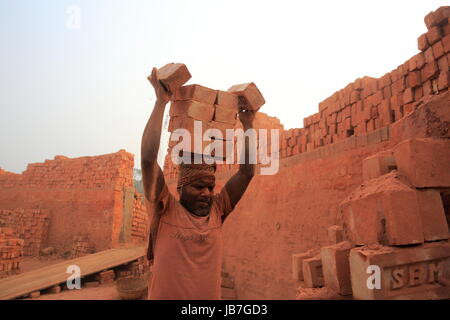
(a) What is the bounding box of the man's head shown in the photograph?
[177,163,216,217]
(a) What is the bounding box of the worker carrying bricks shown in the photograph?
[141,66,258,299]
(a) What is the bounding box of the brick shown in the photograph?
[173,84,217,104]
[394,138,450,188]
[215,90,238,110]
[48,285,61,294]
[437,71,450,91]
[302,255,324,288]
[416,189,450,242]
[29,291,40,298]
[421,62,439,81]
[169,100,215,121]
[403,87,414,104]
[362,150,396,181]
[424,6,450,30]
[349,242,450,300]
[292,251,313,281]
[213,105,237,125]
[424,47,435,64]
[341,172,424,246]
[406,71,421,88]
[228,82,265,111]
[321,241,353,296]
[416,52,425,69]
[426,27,442,45]
[437,55,449,72]
[84,281,100,288]
[156,63,191,93]
[379,99,393,127]
[443,34,450,53]
[327,225,344,244]
[432,41,445,59]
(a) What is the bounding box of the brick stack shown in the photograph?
[95,270,115,284]
[130,192,148,243]
[0,227,24,279]
[0,150,134,191]
[0,209,49,256]
[336,135,450,299]
[277,6,450,161]
[71,235,95,258]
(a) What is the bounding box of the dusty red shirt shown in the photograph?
[148,186,233,300]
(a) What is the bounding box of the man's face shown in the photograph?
[179,176,215,216]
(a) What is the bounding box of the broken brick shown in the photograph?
[321,241,353,296]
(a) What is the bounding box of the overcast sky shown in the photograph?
[0,0,447,173]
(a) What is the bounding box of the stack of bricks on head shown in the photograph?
[292,6,450,301]
[155,62,265,162]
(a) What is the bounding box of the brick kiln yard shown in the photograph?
[0,6,450,300]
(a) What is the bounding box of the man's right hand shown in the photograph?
[147,67,171,104]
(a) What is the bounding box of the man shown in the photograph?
[141,67,256,300]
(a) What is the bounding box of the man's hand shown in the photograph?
[147,67,172,103]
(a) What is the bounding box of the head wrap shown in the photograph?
[177,163,216,190]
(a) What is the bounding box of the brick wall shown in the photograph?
[0,150,135,254]
[130,191,149,243]
[0,227,23,278]
[0,209,49,256]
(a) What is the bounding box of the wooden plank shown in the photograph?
[0,246,145,300]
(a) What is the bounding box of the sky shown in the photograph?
[0,0,448,173]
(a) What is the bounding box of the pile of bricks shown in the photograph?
[0,227,24,279]
[293,132,450,299]
[71,235,95,258]
[0,209,49,256]
[130,192,148,243]
[0,150,134,191]
[95,270,115,284]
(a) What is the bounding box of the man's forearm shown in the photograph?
[239,122,256,177]
[141,99,168,165]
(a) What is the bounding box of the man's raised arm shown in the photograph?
[221,105,256,222]
[141,67,171,203]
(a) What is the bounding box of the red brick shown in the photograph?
[341,172,424,246]
[327,225,344,244]
[173,84,217,104]
[424,6,450,30]
[156,63,191,93]
[215,90,238,109]
[302,255,324,288]
[349,242,450,300]
[403,103,414,115]
[421,62,439,81]
[426,27,442,45]
[362,150,396,181]
[403,87,414,104]
[378,99,393,127]
[424,47,435,64]
[228,82,265,111]
[443,34,450,53]
[394,138,450,188]
[416,52,425,69]
[321,241,353,296]
[292,251,313,281]
[213,104,237,125]
[416,189,450,242]
[406,71,421,88]
[437,55,450,72]
[170,100,215,121]
[437,71,450,91]
[414,86,423,101]
[432,41,445,59]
